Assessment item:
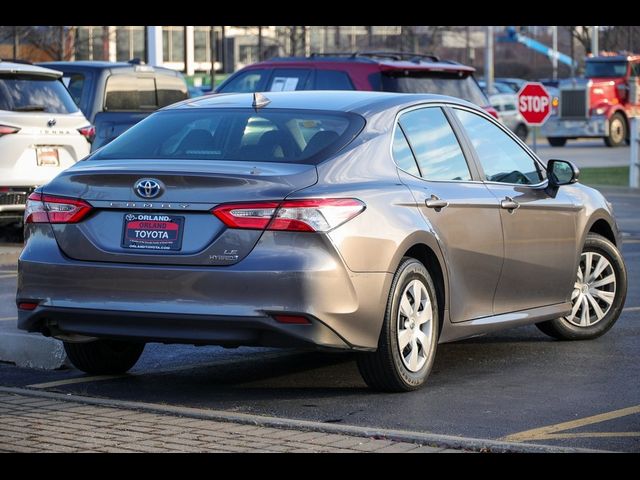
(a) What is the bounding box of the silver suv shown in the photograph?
[0,61,91,226]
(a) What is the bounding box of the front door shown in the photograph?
[393,106,504,322]
[452,107,579,314]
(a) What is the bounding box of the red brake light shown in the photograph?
[273,314,311,325]
[0,125,20,136]
[484,106,500,119]
[24,192,93,224]
[212,198,365,233]
[18,302,39,311]
[78,125,95,143]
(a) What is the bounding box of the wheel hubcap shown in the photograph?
[611,119,624,144]
[397,279,433,372]
[566,251,616,327]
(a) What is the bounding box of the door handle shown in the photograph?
[425,195,449,210]
[501,196,520,211]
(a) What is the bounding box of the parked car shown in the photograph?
[478,80,515,96]
[216,52,498,118]
[38,60,189,151]
[17,91,627,392]
[495,77,527,92]
[0,61,91,226]
[490,93,529,141]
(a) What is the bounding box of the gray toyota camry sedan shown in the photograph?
[17,91,627,391]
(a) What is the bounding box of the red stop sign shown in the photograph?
[517,82,551,126]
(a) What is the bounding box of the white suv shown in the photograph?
[0,61,92,226]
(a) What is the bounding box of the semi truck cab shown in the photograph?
[541,53,640,147]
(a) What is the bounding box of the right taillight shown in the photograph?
[25,192,93,224]
[0,125,20,137]
[212,198,365,233]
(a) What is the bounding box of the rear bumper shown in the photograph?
[18,306,350,349]
[17,226,392,350]
[540,115,608,138]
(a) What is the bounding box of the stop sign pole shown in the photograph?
[517,82,551,153]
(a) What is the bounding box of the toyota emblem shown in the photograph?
[134,179,163,199]
[47,118,57,127]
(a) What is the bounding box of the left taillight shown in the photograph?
[78,125,95,143]
[0,125,20,137]
[212,198,366,233]
[24,192,92,224]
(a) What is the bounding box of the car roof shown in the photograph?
[38,60,180,75]
[169,90,481,116]
[0,60,62,78]
[247,53,475,73]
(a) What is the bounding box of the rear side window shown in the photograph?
[156,74,188,107]
[315,70,354,90]
[381,72,489,107]
[0,75,78,113]
[218,70,268,93]
[392,126,420,176]
[267,69,312,92]
[104,75,157,111]
[398,107,471,182]
[91,109,365,165]
[62,74,85,106]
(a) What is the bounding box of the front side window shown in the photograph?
[91,109,364,165]
[454,109,543,185]
[398,107,471,182]
[0,75,78,113]
[218,70,268,93]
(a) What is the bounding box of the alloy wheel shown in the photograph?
[610,117,625,145]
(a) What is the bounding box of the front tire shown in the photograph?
[604,113,627,147]
[64,340,145,374]
[548,137,567,147]
[357,257,439,392]
[536,233,627,340]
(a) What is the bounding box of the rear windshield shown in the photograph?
[0,75,79,113]
[381,71,489,106]
[104,74,188,111]
[91,108,365,165]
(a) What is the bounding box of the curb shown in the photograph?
[0,385,605,453]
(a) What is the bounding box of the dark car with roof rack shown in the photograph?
[216,51,497,118]
[38,60,189,152]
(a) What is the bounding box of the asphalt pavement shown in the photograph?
[530,138,631,168]
[0,186,638,452]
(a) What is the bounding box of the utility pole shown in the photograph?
[257,26,263,61]
[592,26,599,56]
[485,26,494,94]
[210,26,216,89]
[552,26,558,80]
[13,26,19,60]
[569,27,575,77]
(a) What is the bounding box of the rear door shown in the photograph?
[451,106,579,313]
[393,106,504,322]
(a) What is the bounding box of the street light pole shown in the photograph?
[592,26,599,56]
[210,26,216,90]
[485,26,494,94]
[552,26,558,80]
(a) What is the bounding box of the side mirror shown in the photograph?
[547,159,579,187]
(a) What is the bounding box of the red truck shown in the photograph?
[541,53,640,147]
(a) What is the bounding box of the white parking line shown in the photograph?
[624,306,640,313]
[0,274,17,279]
[26,351,292,389]
[0,317,17,322]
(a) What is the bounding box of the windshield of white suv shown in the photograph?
[0,75,79,113]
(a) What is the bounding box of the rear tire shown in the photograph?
[357,257,439,392]
[64,340,145,374]
[548,137,567,147]
[604,113,627,147]
[514,124,528,142]
[536,233,627,341]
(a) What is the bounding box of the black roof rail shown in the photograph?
[358,51,441,63]
[128,58,143,65]
[309,52,360,58]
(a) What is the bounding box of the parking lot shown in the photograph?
[1,183,638,453]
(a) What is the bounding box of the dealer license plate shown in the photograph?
[122,213,184,251]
